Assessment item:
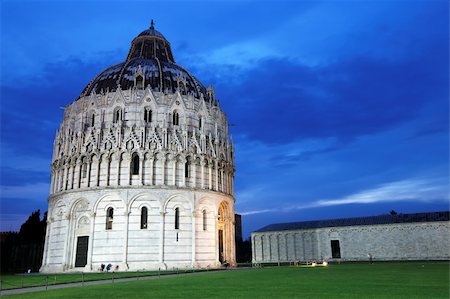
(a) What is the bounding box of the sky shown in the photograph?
[1,0,449,238]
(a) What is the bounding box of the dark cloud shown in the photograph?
[0,54,120,156]
[206,50,448,144]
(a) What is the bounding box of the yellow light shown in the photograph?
[311,262,317,267]
[323,261,328,266]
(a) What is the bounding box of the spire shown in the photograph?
[150,19,155,30]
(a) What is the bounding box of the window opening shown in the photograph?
[203,210,207,231]
[131,153,139,175]
[141,207,148,229]
[185,160,189,178]
[172,112,179,126]
[106,207,114,230]
[175,207,180,229]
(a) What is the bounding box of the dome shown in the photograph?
[80,21,210,100]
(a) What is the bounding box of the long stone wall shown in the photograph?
[252,221,450,263]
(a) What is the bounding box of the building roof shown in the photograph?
[254,211,450,233]
[79,21,210,101]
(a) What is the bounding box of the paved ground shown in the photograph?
[0,269,248,296]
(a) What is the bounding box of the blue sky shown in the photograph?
[1,1,448,237]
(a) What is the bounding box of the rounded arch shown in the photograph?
[93,193,125,213]
[143,105,153,123]
[196,196,214,214]
[163,193,193,213]
[128,193,162,213]
[171,109,181,126]
[112,106,124,123]
[69,197,90,216]
[217,200,231,220]
[52,200,67,218]
[77,215,90,228]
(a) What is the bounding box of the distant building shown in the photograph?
[40,22,236,273]
[251,211,450,263]
[235,214,242,242]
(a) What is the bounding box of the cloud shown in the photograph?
[239,178,449,216]
[0,182,50,200]
[210,50,447,145]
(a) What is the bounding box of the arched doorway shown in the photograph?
[217,201,234,264]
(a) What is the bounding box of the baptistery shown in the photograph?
[40,22,236,272]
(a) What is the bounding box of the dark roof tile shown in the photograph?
[254,211,450,233]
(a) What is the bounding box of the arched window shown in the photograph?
[172,111,179,126]
[202,210,207,231]
[175,207,180,229]
[185,160,189,178]
[106,207,114,230]
[81,157,88,178]
[178,82,185,94]
[136,75,144,89]
[131,153,139,175]
[144,107,152,123]
[198,117,202,129]
[140,207,148,229]
[90,113,95,127]
[113,108,123,123]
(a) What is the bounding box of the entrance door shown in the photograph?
[331,240,341,258]
[75,236,89,267]
[218,229,224,263]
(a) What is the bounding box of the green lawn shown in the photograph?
[3,262,449,299]
[0,270,182,290]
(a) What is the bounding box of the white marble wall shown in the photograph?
[252,221,450,263]
[41,189,236,272]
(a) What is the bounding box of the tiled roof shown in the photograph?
[255,211,450,233]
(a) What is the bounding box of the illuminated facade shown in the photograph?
[41,22,236,272]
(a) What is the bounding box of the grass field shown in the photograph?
[0,269,187,290]
[2,262,449,298]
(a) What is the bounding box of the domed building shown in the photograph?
[40,22,236,272]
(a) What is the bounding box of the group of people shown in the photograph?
[99,263,116,272]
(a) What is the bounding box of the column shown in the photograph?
[42,219,52,267]
[172,159,176,186]
[127,157,132,186]
[191,211,196,266]
[149,158,154,185]
[220,169,224,193]
[87,213,96,269]
[71,164,76,189]
[208,164,212,190]
[61,166,68,191]
[122,210,130,269]
[214,212,218,263]
[86,158,92,188]
[192,161,197,188]
[116,155,121,186]
[182,159,187,187]
[140,155,144,185]
[51,170,56,194]
[61,214,72,269]
[66,165,73,190]
[215,161,219,191]
[53,168,59,192]
[159,212,166,263]
[200,161,205,189]
[161,158,166,185]
[75,161,81,189]
[96,158,101,186]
